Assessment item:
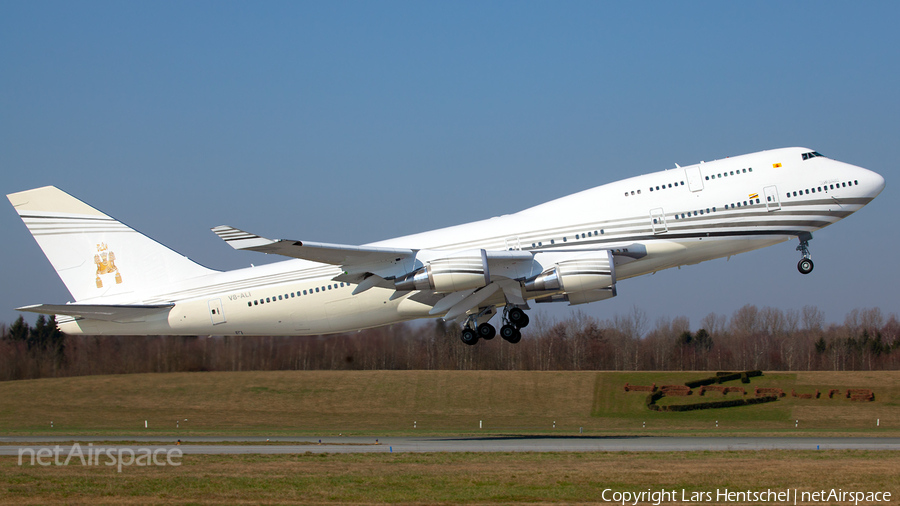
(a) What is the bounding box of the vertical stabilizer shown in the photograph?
[7,186,214,302]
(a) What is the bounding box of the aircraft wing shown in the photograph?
[211,226,415,276]
[17,303,175,322]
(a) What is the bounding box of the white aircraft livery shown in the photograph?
[7,147,885,345]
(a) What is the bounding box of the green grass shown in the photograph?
[0,370,898,436]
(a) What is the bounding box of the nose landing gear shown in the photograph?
[796,233,814,275]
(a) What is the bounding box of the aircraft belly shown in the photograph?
[617,235,792,279]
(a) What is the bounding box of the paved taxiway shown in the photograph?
[3,436,900,455]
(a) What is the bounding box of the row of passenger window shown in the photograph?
[247,282,349,307]
[785,180,858,198]
[706,167,753,181]
[624,180,686,197]
[625,183,683,197]
[625,168,754,197]
[674,207,717,219]
[673,194,764,221]
[723,198,761,210]
[649,181,684,193]
[530,229,606,248]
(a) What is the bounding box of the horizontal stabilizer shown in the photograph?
[212,226,415,270]
[18,303,174,322]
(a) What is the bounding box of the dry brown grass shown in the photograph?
[2,370,899,436]
[0,371,598,434]
[2,451,899,505]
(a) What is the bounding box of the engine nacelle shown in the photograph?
[524,250,615,293]
[535,285,617,306]
[394,249,489,293]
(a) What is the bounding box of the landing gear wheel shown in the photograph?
[500,324,518,341]
[477,323,496,340]
[507,329,522,344]
[508,307,528,327]
[517,313,529,328]
[798,258,814,275]
[460,329,479,346]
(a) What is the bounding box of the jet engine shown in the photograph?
[394,249,489,293]
[524,250,615,293]
[535,285,617,306]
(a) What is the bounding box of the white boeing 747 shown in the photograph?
[8,147,884,345]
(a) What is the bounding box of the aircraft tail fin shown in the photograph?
[7,186,214,302]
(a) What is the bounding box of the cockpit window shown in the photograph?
[802,151,824,160]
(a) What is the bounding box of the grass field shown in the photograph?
[3,451,898,505]
[1,370,898,436]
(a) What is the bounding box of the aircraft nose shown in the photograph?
[874,171,885,194]
[867,169,886,197]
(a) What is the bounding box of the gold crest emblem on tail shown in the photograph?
[94,242,122,288]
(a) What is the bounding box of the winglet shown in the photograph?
[212,226,278,250]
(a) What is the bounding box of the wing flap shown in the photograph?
[17,303,175,322]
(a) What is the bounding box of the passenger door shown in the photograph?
[650,208,668,234]
[207,299,226,325]
[764,185,781,212]
[685,166,704,192]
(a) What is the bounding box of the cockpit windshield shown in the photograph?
[801,151,824,160]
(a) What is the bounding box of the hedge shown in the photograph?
[685,370,762,388]
[646,390,665,411]
[656,395,778,412]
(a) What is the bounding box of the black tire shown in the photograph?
[460,329,479,346]
[798,258,814,275]
[477,323,496,340]
[517,313,530,328]
[508,329,522,344]
[508,307,528,326]
[500,324,518,341]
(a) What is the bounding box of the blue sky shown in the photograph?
[2,1,898,329]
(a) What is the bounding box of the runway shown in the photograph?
[3,436,900,455]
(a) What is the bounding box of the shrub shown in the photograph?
[685,377,718,389]
[646,390,664,410]
[658,395,778,412]
[686,371,762,388]
[660,385,692,396]
[846,389,874,401]
[716,372,743,383]
[791,389,817,399]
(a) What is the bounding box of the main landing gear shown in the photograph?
[796,233,814,275]
[459,305,530,345]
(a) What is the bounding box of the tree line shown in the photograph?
[2,304,899,381]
